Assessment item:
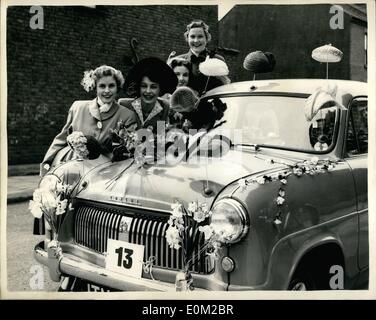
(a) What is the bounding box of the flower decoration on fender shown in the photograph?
[238,156,338,226]
[29,174,74,237]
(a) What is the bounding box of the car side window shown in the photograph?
[345,98,368,156]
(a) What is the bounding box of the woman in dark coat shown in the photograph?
[119,57,178,133]
[170,20,230,95]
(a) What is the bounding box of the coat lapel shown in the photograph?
[131,98,163,127]
[87,98,120,121]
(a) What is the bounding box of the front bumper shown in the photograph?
[34,241,227,291]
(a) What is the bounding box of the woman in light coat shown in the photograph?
[41,65,137,174]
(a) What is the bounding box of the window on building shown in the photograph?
[346,97,368,156]
[364,31,367,69]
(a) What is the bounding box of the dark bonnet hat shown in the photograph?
[125,57,178,97]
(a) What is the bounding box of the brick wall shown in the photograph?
[7,5,218,164]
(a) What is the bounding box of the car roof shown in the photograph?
[204,79,368,99]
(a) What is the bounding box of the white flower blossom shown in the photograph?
[171,202,184,218]
[256,176,266,184]
[278,189,286,197]
[193,210,206,223]
[41,192,58,212]
[280,178,287,185]
[327,164,335,171]
[274,217,282,225]
[29,200,43,218]
[165,226,181,250]
[238,178,248,187]
[39,175,59,193]
[32,189,43,203]
[276,196,285,205]
[293,167,303,176]
[188,201,198,214]
[310,156,319,165]
[199,225,214,240]
[200,203,208,213]
[56,199,68,215]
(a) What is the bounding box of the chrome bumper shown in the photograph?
[34,241,219,292]
[34,241,180,291]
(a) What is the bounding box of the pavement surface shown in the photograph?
[7,175,41,203]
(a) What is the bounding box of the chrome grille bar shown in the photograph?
[73,204,213,274]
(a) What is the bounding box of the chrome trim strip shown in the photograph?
[155,221,163,265]
[147,220,156,261]
[139,219,148,245]
[77,197,173,215]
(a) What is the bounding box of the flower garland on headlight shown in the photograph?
[164,200,226,290]
[238,156,338,226]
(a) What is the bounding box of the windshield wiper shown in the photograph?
[233,143,261,151]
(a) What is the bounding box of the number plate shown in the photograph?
[105,239,145,279]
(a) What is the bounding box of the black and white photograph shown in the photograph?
[1,0,375,300]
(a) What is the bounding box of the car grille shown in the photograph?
[73,202,214,274]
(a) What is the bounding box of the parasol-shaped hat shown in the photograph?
[243,51,276,73]
[199,56,229,77]
[170,86,199,113]
[125,57,178,97]
[311,44,343,63]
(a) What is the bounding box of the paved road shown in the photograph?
[7,201,59,292]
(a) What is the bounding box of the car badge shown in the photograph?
[118,216,132,242]
[110,195,141,206]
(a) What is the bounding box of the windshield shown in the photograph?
[202,95,339,153]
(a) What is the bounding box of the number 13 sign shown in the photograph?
[105,239,145,278]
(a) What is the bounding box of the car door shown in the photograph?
[344,96,368,270]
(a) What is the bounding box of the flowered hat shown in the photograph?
[125,57,178,97]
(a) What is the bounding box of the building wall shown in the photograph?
[349,21,367,82]
[7,5,218,165]
[219,4,354,83]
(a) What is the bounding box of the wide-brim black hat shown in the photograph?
[125,57,178,97]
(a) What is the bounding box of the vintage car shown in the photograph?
[33,79,368,291]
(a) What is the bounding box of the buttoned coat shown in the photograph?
[42,99,137,166]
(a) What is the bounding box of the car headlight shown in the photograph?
[210,199,249,244]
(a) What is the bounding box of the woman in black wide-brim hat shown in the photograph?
[119,57,178,133]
